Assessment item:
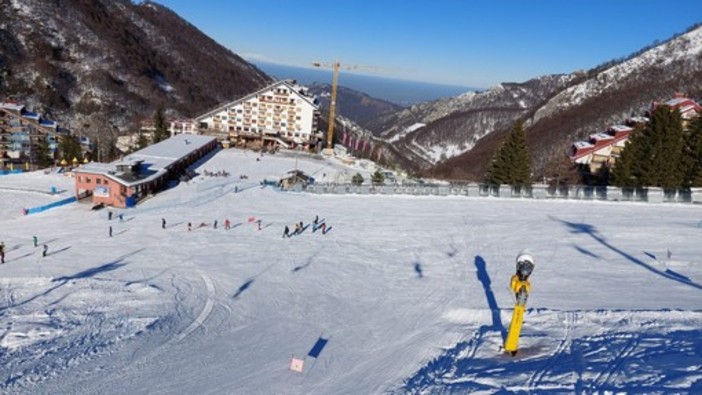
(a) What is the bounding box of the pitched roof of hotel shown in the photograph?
[195,80,318,121]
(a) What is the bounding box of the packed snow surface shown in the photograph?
[0,148,701,394]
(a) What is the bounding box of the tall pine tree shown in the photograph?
[153,108,169,143]
[59,135,83,164]
[485,120,532,187]
[612,105,686,188]
[684,114,702,187]
[33,136,54,168]
[136,131,150,150]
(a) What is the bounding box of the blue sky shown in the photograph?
[155,0,702,88]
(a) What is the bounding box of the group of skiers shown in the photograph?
[0,236,50,263]
[282,215,331,238]
[185,218,234,231]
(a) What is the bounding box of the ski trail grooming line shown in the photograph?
[173,272,216,342]
[527,310,576,392]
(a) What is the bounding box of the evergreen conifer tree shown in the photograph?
[33,136,54,168]
[351,172,364,186]
[136,132,150,150]
[684,115,702,187]
[484,120,532,187]
[371,170,385,185]
[612,105,685,188]
[59,135,83,164]
[153,108,168,143]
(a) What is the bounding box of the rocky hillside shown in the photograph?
[0,0,270,156]
[367,75,576,168]
[371,24,702,181]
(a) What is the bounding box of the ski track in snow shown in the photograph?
[526,310,576,392]
[590,332,641,392]
[173,272,216,342]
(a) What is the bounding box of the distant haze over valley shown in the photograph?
[253,62,477,105]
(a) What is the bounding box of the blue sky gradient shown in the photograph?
[155,0,702,88]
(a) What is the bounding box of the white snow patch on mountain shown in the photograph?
[389,122,426,143]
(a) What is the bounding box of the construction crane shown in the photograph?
[312,61,387,155]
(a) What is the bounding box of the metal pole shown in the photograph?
[295,140,300,172]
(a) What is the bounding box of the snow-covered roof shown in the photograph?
[0,102,24,112]
[195,80,318,121]
[128,134,214,161]
[590,132,614,141]
[22,111,40,120]
[665,97,690,107]
[610,125,632,133]
[573,141,595,149]
[628,116,649,124]
[76,134,216,187]
[40,120,58,129]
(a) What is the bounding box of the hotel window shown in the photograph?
[96,178,102,185]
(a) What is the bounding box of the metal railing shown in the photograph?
[290,182,701,204]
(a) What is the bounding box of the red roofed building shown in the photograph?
[568,125,633,172]
[569,94,701,173]
[653,93,702,125]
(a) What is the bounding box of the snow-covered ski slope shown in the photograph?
[1,148,701,394]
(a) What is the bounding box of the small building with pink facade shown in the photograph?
[74,134,217,208]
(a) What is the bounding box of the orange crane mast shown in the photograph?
[312,61,387,155]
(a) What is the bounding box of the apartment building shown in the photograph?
[0,102,63,169]
[195,80,321,150]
